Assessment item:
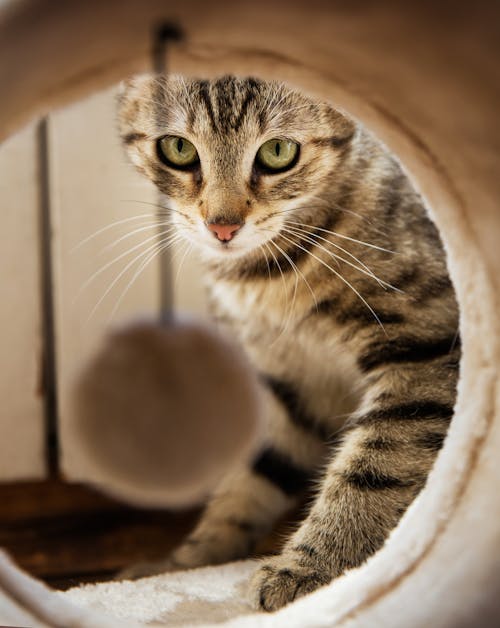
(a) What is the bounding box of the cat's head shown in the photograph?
[118,75,355,260]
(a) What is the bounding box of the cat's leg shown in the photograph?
[119,379,327,579]
[252,355,458,610]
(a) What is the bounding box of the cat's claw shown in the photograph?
[252,554,329,612]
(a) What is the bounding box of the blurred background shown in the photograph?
[0,83,213,588]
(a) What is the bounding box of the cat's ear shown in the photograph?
[116,74,157,138]
[116,73,162,133]
[320,103,356,144]
[118,73,156,100]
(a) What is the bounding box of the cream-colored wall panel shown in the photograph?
[50,84,209,481]
[0,125,46,480]
[48,86,161,481]
[171,241,209,318]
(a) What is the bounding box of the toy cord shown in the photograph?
[152,23,183,325]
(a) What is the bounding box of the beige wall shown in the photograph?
[0,125,45,480]
[0,85,208,481]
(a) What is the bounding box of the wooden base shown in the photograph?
[0,479,199,588]
[0,479,296,590]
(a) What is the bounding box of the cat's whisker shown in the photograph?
[71,213,161,252]
[263,241,290,340]
[107,244,167,323]
[173,240,194,290]
[121,199,191,221]
[107,234,184,323]
[273,241,300,339]
[75,230,173,302]
[261,230,319,312]
[283,225,400,292]
[277,232,387,334]
[266,92,311,125]
[305,194,381,228]
[266,91,292,123]
[266,240,298,344]
[284,225,373,278]
[87,232,182,324]
[101,221,184,253]
[285,224,368,272]
[267,103,317,123]
[263,197,390,241]
[267,96,310,121]
[258,244,272,282]
[263,241,288,310]
[269,237,320,328]
[304,195,391,240]
[285,227,386,290]
[329,202,389,238]
[259,89,276,120]
[256,202,338,225]
[287,220,396,255]
[258,202,336,222]
[291,193,392,238]
[101,221,176,252]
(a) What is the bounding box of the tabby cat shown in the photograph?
[117,75,459,611]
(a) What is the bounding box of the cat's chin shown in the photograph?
[198,240,259,262]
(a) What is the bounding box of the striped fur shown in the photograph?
[117,75,459,610]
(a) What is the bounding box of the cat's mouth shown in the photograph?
[183,214,283,261]
[204,235,248,256]
[196,222,270,260]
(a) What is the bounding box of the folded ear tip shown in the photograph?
[69,317,263,508]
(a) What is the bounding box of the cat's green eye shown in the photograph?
[157,135,199,168]
[256,139,299,172]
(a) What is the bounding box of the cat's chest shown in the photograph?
[209,277,299,331]
[208,276,358,372]
[208,277,363,425]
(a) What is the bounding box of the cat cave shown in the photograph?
[0,1,499,626]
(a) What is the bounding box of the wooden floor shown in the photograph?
[0,479,293,590]
[0,479,200,589]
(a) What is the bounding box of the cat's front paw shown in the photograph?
[116,533,233,581]
[251,554,329,612]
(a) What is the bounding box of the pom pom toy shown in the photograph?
[70,318,263,508]
[66,24,262,509]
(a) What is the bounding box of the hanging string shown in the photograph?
[152,23,183,324]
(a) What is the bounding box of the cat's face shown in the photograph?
[118,75,355,260]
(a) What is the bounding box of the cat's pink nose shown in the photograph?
[206,222,242,242]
